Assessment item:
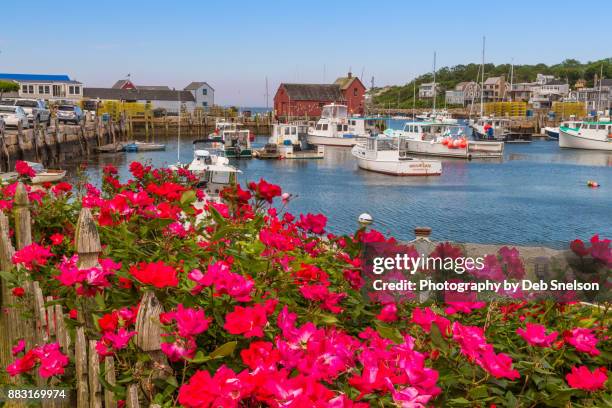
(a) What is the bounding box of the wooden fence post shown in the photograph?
[75,208,101,270]
[13,182,32,250]
[75,327,89,407]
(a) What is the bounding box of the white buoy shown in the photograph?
[358,213,373,227]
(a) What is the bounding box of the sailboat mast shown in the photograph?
[432,51,437,114]
[480,36,485,117]
[177,92,181,163]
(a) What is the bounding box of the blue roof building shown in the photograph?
[0,73,83,100]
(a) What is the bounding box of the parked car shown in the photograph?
[12,99,51,125]
[56,105,84,124]
[0,105,29,129]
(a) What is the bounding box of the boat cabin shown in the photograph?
[310,103,367,138]
[401,122,464,139]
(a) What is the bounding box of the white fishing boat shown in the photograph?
[351,136,442,176]
[559,121,612,151]
[384,121,504,159]
[24,162,66,184]
[208,121,253,158]
[307,104,369,146]
[470,117,512,141]
[543,120,582,140]
[255,123,324,159]
[169,140,241,197]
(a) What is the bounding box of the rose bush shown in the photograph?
[1,162,610,407]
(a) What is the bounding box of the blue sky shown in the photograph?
[0,0,610,106]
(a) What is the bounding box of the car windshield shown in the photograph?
[58,106,75,111]
[0,106,16,113]
[15,100,38,107]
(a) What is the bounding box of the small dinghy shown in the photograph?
[95,142,125,153]
[0,172,18,185]
[124,141,166,152]
[23,162,67,184]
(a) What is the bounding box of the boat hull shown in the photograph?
[351,145,442,176]
[307,135,360,147]
[402,139,504,158]
[544,127,559,140]
[559,129,612,151]
[354,157,441,176]
[30,170,66,184]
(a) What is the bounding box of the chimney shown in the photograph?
[348,71,352,78]
[414,226,432,239]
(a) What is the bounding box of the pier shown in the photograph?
[0,116,124,171]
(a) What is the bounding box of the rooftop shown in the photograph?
[83,88,195,102]
[184,82,215,91]
[279,83,345,101]
[0,73,78,83]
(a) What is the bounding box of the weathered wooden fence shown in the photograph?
[0,183,163,407]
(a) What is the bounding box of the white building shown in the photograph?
[83,81,215,113]
[418,82,440,99]
[0,73,83,101]
[184,82,214,110]
[445,81,480,106]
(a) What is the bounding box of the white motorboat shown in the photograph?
[209,121,253,158]
[385,121,504,159]
[255,123,324,159]
[23,162,66,184]
[170,140,241,197]
[559,121,612,151]
[351,136,442,176]
[307,104,369,146]
[470,117,512,141]
[544,120,582,141]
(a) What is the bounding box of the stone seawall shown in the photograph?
[0,119,124,171]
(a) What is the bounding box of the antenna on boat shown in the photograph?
[509,58,514,101]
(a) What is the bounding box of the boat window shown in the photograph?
[291,127,296,135]
[316,124,322,130]
[597,125,606,130]
[422,126,430,133]
[284,127,290,135]
[211,171,231,185]
[343,125,348,131]
[337,124,343,131]
[589,124,596,129]
[322,124,328,131]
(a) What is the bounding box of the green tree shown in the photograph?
[0,80,19,100]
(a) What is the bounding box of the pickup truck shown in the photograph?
[12,99,51,125]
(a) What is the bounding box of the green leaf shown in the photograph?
[180,190,197,206]
[187,350,211,364]
[468,385,489,400]
[430,324,449,352]
[374,322,403,343]
[210,341,237,359]
[447,397,471,407]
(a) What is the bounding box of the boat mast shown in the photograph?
[412,75,416,120]
[480,36,485,117]
[432,51,437,115]
[177,91,181,163]
[265,76,269,111]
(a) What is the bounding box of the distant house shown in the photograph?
[0,73,83,101]
[569,78,611,112]
[530,79,569,109]
[274,72,365,117]
[482,76,507,102]
[445,81,479,106]
[184,82,215,110]
[83,88,196,113]
[84,80,215,113]
[418,82,440,99]
[112,80,171,91]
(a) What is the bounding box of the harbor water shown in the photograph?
[65,125,612,249]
